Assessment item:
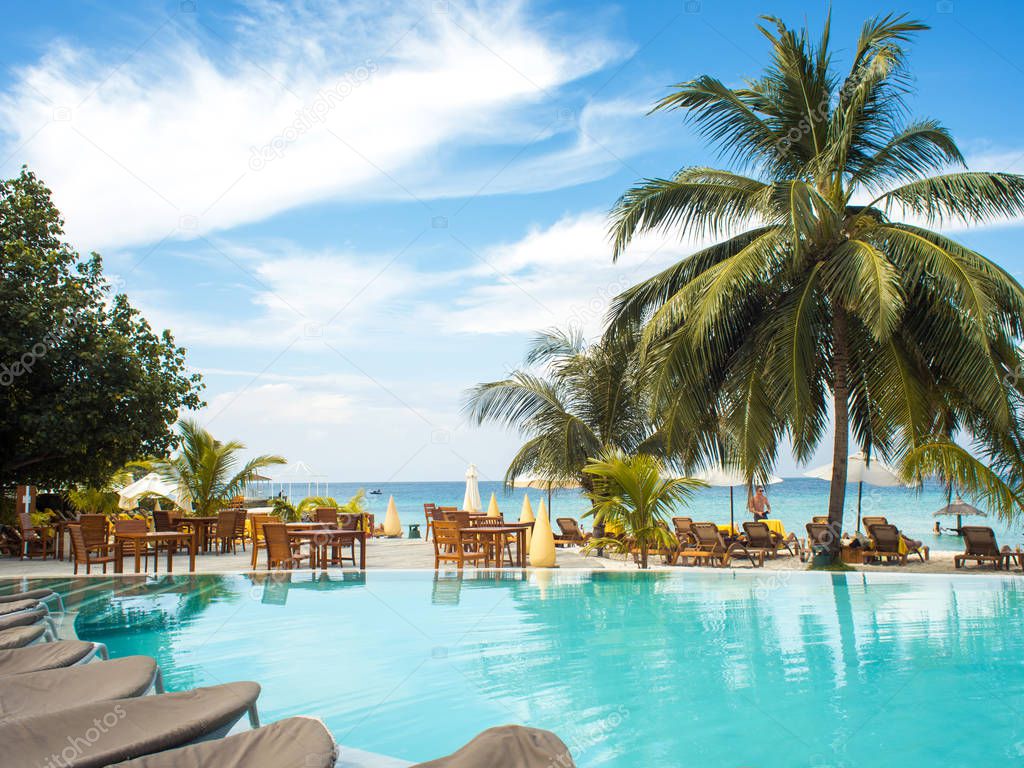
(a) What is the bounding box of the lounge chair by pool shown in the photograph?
[554,518,590,547]
[0,656,162,721]
[955,526,1021,570]
[0,681,261,768]
[0,624,52,650]
[411,725,574,768]
[105,716,337,768]
[742,521,799,559]
[0,639,108,676]
[0,588,64,612]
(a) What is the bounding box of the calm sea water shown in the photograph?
[20,571,1024,767]
[272,478,1024,552]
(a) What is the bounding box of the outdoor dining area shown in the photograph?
[17,505,371,575]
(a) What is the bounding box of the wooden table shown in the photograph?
[178,516,218,552]
[462,524,531,567]
[287,529,367,569]
[114,531,196,574]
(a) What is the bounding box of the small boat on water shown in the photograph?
[369,488,382,495]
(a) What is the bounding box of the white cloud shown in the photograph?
[436,210,711,336]
[0,0,644,250]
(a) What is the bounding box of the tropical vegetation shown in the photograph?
[152,419,285,517]
[273,491,369,523]
[0,168,204,492]
[583,450,703,569]
[463,327,665,496]
[606,13,1024,549]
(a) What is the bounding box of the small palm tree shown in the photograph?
[608,14,1024,546]
[154,419,285,517]
[583,450,704,569]
[464,328,665,495]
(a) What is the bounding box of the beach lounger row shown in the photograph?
[0,587,575,767]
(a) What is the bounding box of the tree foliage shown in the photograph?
[0,168,204,490]
[607,14,1024,535]
[463,327,666,495]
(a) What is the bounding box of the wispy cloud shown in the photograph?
[0,0,650,249]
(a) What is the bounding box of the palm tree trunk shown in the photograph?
[827,305,850,557]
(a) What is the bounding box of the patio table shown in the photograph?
[177,516,218,553]
[114,531,196,574]
[286,528,367,569]
[461,523,531,568]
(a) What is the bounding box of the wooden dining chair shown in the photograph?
[233,510,248,551]
[17,513,51,560]
[249,513,277,569]
[315,508,339,526]
[263,523,309,570]
[212,510,238,554]
[432,520,486,570]
[78,514,110,557]
[424,503,437,541]
[69,524,117,574]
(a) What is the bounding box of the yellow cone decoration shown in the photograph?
[486,492,501,518]
[519,495,535,549]
[529,498,556,567]
[383,495,402,537]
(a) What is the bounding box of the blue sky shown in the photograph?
[2,0,1023,482]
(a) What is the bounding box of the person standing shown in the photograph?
[749,486,771,520]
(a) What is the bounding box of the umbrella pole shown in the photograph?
[856,481,863,533]
[729,486,734,532]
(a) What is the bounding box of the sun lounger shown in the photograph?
[742,521,799,559]
[0,681,261,768]
[865,523,928,564]
[411,725,574,768]
[0,639,108,676]
[105,716,337,768]
[0,599,43,618]
[0,656,162,722]
[0,589,64,612]
[954,526,1020,570]
[0,624,52,650]
[675,522,761,567]
[554,518,590,547]
[0,607,53,634]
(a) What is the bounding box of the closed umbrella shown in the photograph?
[933,497,986,532]
[463,464,482,513]
[691,466,783,533]
[803,451,903,531]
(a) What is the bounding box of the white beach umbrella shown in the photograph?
[803,451,903,531]
[118,472,191,512]
[691,466,783,531]
[463,464,482,513]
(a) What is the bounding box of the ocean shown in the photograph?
[268,478,1024,553]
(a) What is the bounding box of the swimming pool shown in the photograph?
[15,571,1024,766]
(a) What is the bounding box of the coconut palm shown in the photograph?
[153,419,285,517]
[607,13,1024,549]
[463,327,666,495]
[583,450,703,569]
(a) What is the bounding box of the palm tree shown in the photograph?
[607,13,1024,550]
[583,450,703,569]
[463,327,665,496]
[153,419,285,517]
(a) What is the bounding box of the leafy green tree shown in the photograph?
[153,419,285,517]
[464,327,665,495]
[583,450,703,569]
[607,14,1024,548]
[0,168,203,490]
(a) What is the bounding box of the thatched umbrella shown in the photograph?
[933,497,986,532]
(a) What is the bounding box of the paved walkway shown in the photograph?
[0,537,1019,577]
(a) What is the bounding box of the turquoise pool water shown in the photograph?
[12,572,1024,766]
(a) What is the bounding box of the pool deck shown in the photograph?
[0,537,1019,577]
